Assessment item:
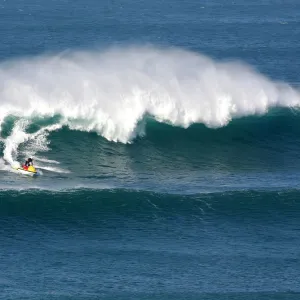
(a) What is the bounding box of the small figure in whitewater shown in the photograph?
[23,158,33,169]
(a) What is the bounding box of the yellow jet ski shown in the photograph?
[14,165,38,176]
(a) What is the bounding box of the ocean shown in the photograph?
[1,0,300,299]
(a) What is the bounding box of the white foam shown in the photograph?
[2,119,30,165]
[0,158,13,172]
[35,165,70,174]
[2,120,61,167]
[33,157,60,164]
[0,46,299,147]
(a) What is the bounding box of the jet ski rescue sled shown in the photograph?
[13,165,38,176]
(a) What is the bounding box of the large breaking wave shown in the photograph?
[0,46,300,166]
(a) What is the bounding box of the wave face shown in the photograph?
[1,112,300,193]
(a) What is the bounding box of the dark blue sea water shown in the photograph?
[1,0,300,299]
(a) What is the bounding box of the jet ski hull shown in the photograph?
[14,167,38,177]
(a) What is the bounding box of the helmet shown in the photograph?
[28,158,33,162]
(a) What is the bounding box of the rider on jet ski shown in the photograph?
[24,158,33,168]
